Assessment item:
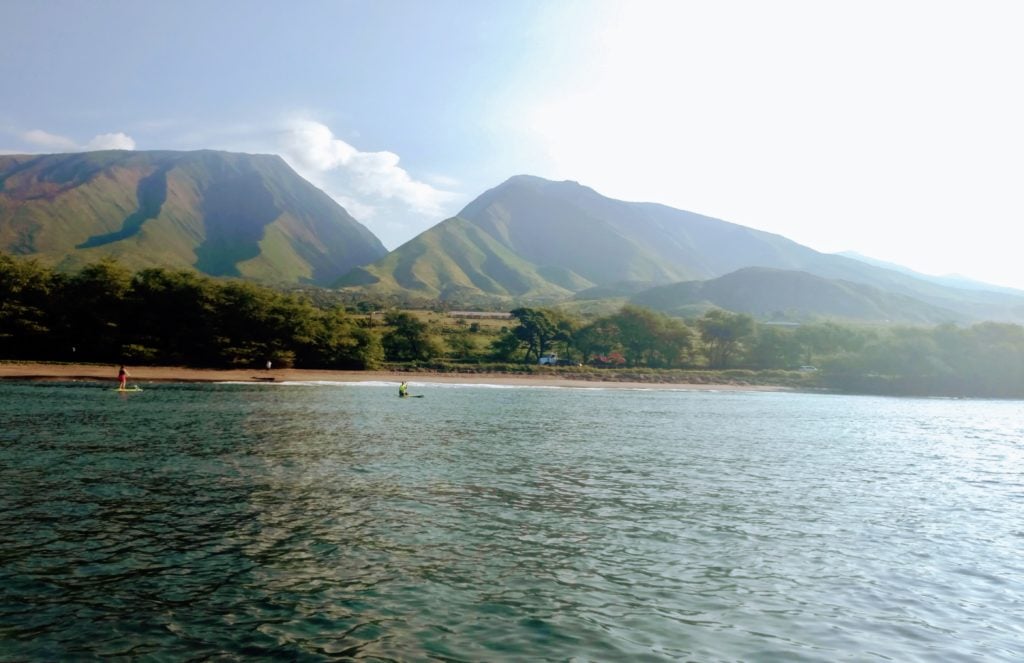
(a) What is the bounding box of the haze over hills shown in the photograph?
[629,267,966,324]
[839,251,1024,296]
[339,174,848,298]
[339,175,1024,323]
[0,150,387,284]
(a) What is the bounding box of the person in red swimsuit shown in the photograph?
[117,365,128,391]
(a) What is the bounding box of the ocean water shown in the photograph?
[0,380,1022,661]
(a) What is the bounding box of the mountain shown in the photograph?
[839,251,1024,296]
[339,174,838,298]
[630,267,965,324]
[0,150,387,284]
[339,175,1024,322]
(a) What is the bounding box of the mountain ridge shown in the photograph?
[6,154,1024,324]
[339,174,1024,323]
[839,251,1024,296]
[630,266,966,324]
[0,149,387,284]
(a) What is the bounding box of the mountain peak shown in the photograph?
[0,149,387,284]
[499,174,589,192]
[338,174,1024,322]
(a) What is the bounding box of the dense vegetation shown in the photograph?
[0,255,383,369]
[3,254,1024,397]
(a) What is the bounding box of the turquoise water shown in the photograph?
[1,380,1022,661]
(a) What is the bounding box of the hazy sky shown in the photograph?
[3,0,1022,287]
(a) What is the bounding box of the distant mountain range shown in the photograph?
[0,150,386,284]
[838,251,1024,296]
[340,174,1024,323]
[339,174,822,298]
[628,267,966,324]
[4,152,1024,324]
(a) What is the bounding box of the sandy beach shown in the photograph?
[0,361,788,391]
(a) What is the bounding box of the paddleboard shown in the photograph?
[112,387,144,392]
[400,394,425,398]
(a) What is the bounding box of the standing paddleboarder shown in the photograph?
[117,365,129,391]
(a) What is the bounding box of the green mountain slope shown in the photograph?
[338,174,811,299]
[631,267,965,323]
[336,216,593,300]
[347,173,900,301]
[341,174,1024,322]
[0,150,387,284]
[460,175,816,281]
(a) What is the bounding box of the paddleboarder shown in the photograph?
[117,365,128,391]
[399,381,408,397]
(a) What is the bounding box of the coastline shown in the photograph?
[0,361,791,392]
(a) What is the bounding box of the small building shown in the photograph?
[448,311,513,320]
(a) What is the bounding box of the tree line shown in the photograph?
[0,256,382,369]
[488,307,1024,397]
[3,254,1024,397]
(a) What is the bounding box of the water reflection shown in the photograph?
[0,383,1021,660]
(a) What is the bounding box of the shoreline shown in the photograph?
[0,361,791,392]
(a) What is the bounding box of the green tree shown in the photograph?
[210,281,278,366]
[608,305,662,367]
[698,309,755,368]
[60,258,133,361]
[749,325,803,369]
[508,308,559,364]
[201,281,323,367]
[793,322,874,365]
[489,329,526,362]
[653,315,695,368]
[574,306,693,368]
[0,255,58,359]
[956,322,1024,396]
[303,307,384,369]
[347,327,385,369]
[552,316,580,363]
[573,319,619,365]
[124,268,218,364]
[382,311,441,361]
[447,330,477,360]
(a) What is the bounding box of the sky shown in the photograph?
[3,0,1023,288]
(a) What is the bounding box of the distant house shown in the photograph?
[592,353,626,367]
[448,311,513,320]
[540,353,582,366]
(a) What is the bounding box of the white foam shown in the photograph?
[278,380,391,387]
[215,378,704,393]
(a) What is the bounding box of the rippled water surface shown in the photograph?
[1,380,1022,661]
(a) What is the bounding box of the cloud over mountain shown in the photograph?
[279,119,455,218]
[85,132,136,150]
[21,129,136,152]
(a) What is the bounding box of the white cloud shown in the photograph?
[10,118,460,250]
[22,129,78,151]
[279,119,454,218]
[285,120,358,171]
[85,132,136,150]
[20,129,136,152]
[510,0,1024,288]
[424,173,461,189]
[56,116,462,249]
[332,193,377,222]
